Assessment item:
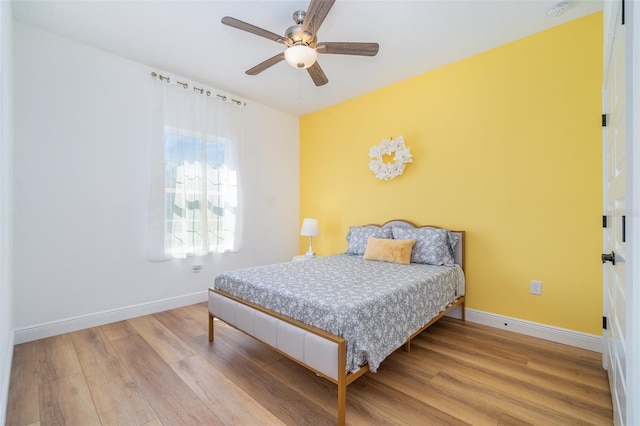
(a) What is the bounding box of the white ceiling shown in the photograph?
[12,0,603,116]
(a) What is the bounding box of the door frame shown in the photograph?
[602,1,638,424]
[602,3,627,423]
[626,1,639,424]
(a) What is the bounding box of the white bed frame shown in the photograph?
[208,220,465,425]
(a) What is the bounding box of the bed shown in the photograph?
[208,220,465,425]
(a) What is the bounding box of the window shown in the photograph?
[148,74,244,260]
[164,132,238,257]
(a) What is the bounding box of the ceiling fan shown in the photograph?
[221,0,379,87]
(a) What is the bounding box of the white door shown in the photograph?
[602,1,627,424]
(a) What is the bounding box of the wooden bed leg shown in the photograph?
[337,339,347,426]
[462,300,466,322]
[404,340,412,352]
[208,313,214,342]
[337,378,346,426]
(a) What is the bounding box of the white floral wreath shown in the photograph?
[368,135,412,180]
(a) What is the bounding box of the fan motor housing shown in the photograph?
[286,11,316,46]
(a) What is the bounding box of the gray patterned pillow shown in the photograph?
[345,225,393,255]
[391,227,458,266]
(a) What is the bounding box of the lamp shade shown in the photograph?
[284,45,318,69]
[300,218,319,237]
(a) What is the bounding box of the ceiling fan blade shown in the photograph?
[316,42,379,56]
[301,0,335,37]
[221,16,287,44]
[307,62,328,86]
[246,53,286,75]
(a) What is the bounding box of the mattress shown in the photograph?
[213,254,465,372]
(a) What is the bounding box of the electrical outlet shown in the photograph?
[192,264,202,273]
[530,280,542,295]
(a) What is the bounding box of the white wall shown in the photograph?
[12,22,300,342]
[0,1,14,422]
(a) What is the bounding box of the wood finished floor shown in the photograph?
[7,302,613,425]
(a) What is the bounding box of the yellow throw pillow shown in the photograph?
[363,237,416,265]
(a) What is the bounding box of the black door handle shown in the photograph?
[602,251,615,265]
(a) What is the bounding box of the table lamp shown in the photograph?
[300,218,319,257]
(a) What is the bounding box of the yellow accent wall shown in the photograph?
[300,13,603,335]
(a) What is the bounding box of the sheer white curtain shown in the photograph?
[148,74,244,260]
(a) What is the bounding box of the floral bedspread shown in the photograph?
[213,255,465,373]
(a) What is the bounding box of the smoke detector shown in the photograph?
[546,2,571,17]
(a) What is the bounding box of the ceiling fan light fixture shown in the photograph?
[284,44,318,69]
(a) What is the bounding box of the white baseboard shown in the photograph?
[13,291,208,344]
[0,331,14,426]
[458,308,602,353]
[12,294,602,353]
